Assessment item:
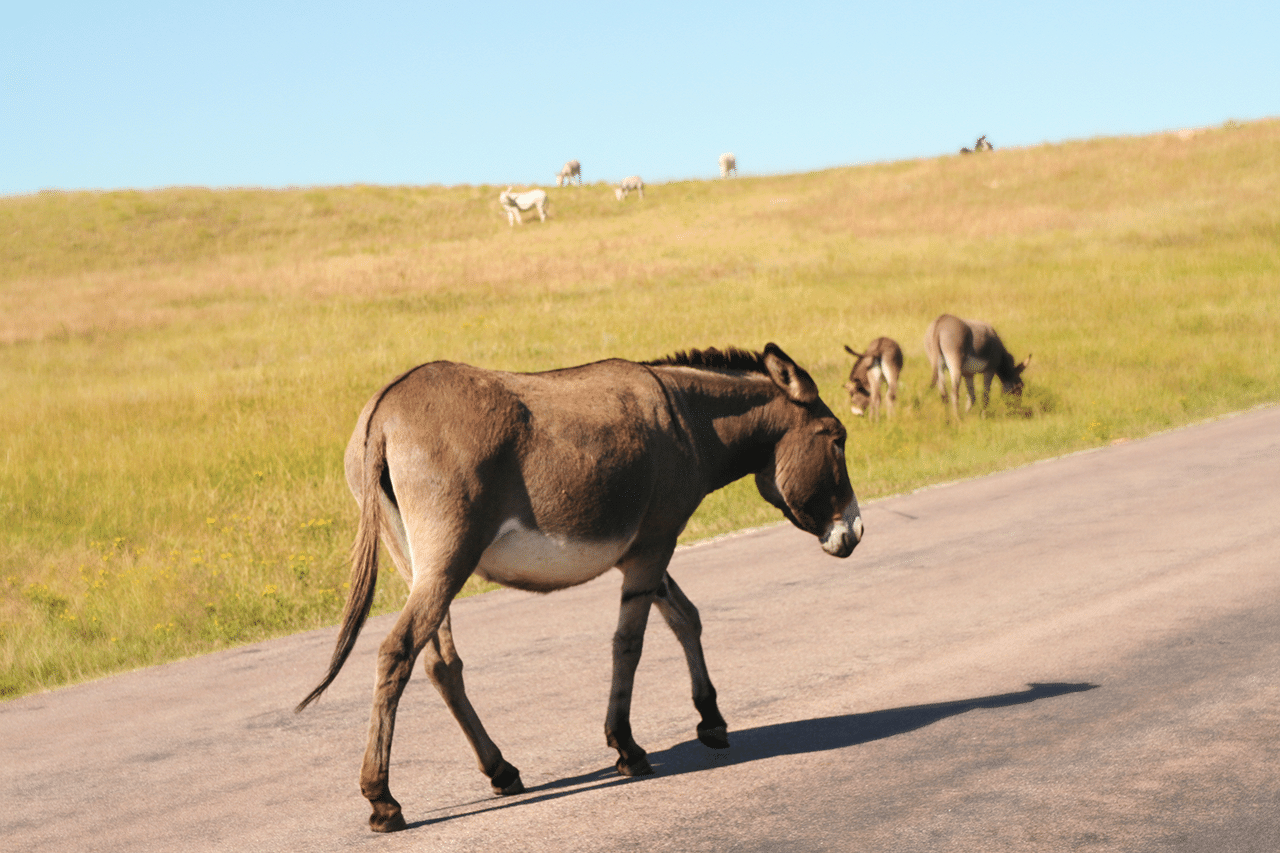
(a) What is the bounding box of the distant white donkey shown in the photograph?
[556,160,581,186]
[925,314,1030,418]
[499,187,549,225]
[614,176,644,201]
[719,152,737,178]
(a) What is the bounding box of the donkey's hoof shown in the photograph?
[490,762,525,796]
[616,755,654,777]
[697,724,730,750]
[369,806,407,833]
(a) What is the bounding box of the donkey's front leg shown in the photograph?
[963,375,978,412]
[422,610,524,796]
[606,579,656,777]
[981,373,996,410]
[654,573,729,749]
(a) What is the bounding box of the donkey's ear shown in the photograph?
[764,343,820,404]
[1017,352,1033,374]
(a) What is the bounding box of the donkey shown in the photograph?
[925,314,1030,418]
[614,175,644,200]
[556,159,581,186]
[719,152,737,178]
[960,135,993,155]
[498,186,548,225]
[297,344,864,833]
[843,338,904,419]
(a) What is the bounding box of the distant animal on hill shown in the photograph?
[614,176,644,201]
[960,135,994,155]
[925,314,1030,418]
[499,187,548,225]
[719,152,737,178]
[556,160,581,186]
[842,338,904,419]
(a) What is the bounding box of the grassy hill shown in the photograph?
[2,119,1277,697]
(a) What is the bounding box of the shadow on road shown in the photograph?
[412,682,1096,830]
[650,681,1097,775]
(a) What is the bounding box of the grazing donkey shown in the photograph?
[925,314,1030,418]
[297,345,864,833]
[499,186,548,225]
[614,175,644,200]
[556,159,581,186]
[719,152,737,178]
[843,338,904,419]
[960,135,994,155]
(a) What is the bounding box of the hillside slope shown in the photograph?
[1,119,1277,696]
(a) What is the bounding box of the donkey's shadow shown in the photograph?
[648,681,1095,775]
[413,682,1096,828]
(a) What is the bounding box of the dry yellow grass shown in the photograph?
[2,119,1277,697]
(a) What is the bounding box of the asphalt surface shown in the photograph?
[4,406,1279,853]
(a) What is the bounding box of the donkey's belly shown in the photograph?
[475,521,633,591]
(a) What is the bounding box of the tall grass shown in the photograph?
[2,120,1278,698]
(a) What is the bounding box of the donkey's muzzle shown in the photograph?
[821,513,863,558]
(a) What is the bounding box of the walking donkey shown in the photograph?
[843,337,904,419]
[925,314,1030,418]
[297,344,864,833]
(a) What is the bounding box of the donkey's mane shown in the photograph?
[644,347,768,374]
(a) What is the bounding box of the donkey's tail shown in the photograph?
[295,432,388,712]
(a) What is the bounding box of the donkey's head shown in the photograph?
[843,381,873,416]
[842,344,873,416]
[753,344,863,557]
[998,352,1032,396]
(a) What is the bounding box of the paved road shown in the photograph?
[4,406,1279,853]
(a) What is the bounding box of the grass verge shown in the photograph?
[2,119,1277,698]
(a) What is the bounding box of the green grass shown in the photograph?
[2,119,1278,698]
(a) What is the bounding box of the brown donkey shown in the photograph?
[297,344,864,832]
[843,338,904,418]
[925,314,1030,418]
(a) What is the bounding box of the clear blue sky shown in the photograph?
[3,0,1276,196]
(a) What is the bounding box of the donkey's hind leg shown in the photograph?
[360,587,446,832]
[654,573,729,749]
[883,361,900,418]
[423,610,524,795]
[360,567,475,832]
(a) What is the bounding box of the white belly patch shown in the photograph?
[476,520,634,590]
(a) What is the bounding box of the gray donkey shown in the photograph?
[297,345,864,833]
[925,314,1030,418]
[843,338,904,419]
